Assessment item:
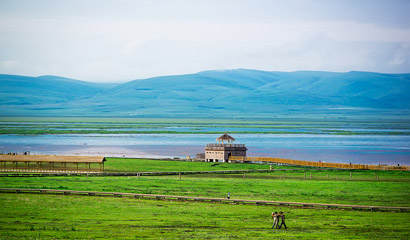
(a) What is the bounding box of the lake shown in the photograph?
[1,133,409,165]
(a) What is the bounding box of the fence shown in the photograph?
[1,188,408,212]
[229,156,410,171]
[206,144,246,148]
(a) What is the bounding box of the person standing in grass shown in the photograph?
[271,212,279,229]
[278,211,288,229]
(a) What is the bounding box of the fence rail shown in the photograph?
[0,188,408,212]
[229,156,410,171]
[206,144,245,147]
[0,168,320,177]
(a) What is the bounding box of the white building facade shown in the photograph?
[204,133,247,162]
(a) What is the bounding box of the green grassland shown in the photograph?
[1,174,409,207]
[104,158,292,172]
[103,158,410,179]
[1,193,410,239]
[2,159,410,207]
[1,158,410,239]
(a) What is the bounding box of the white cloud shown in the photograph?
[388,43,410,66]
[1,60,19,69]
[0,0,409,82]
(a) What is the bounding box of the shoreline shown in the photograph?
[1,144,409,165]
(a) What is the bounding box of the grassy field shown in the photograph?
[1,158,410,239]
[1,193,410,239]
[1,174,409,207]
[1,159,410,207]
[104,158,293,172]
[103,158,410,179]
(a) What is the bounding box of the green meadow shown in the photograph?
[1,173,409,207]
[2,159,410,206]
[1,193,410,239]
[104,158,410,179]
[1,158,410,239]
[104,158,293,172]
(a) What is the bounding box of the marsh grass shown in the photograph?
[2,117,410,135]
[1,128,409,135]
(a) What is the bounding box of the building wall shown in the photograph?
[205,149,247,162]
[205,150,224,162]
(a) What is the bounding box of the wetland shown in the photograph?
[1,117,409,165]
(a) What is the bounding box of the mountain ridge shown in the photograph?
[1,69,410,119]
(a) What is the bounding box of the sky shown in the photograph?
[0,0,410,82]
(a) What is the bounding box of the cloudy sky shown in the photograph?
[0,0,409,82]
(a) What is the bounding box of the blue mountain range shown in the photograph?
[1,69,409,119]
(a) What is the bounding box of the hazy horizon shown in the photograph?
[3,68,410,84]
[1,0,410,83]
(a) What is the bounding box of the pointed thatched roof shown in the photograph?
[216,133,235,142]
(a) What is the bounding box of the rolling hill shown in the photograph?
[1,69,410,119]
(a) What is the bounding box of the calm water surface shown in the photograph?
[1,133,409,165]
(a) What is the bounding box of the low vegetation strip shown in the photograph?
[2,128,409,135]
[1,188,409,212]
[231,156,410,171]
[0,168,334,177]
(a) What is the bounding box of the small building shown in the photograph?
[205,133,247,162]
[0,155,106,172]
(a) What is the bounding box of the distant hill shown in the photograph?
[1,70,410,119]
[0,74,115,116]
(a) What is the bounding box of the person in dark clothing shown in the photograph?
[278,211,287,229]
